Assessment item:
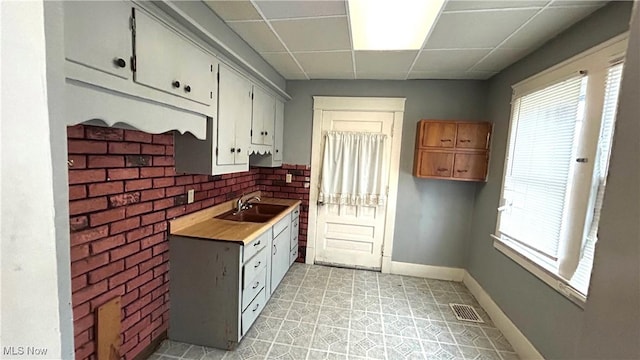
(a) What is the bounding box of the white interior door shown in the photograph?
[314,110,394,269]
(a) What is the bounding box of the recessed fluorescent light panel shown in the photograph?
[348,0,445,51]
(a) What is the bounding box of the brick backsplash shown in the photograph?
[67,125,310,360]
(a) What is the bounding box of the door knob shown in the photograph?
[184,85,191,93]
[236,148,241,153]
[172,80,180,88]
[230,148,235,153]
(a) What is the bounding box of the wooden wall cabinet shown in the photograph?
[413,120,492,182]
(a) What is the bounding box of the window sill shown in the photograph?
[491,235,587,307]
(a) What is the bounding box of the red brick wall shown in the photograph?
[67,125,309,360]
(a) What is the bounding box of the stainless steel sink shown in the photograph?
[216,203,288,223]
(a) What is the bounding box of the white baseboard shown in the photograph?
[389,261,465,281]
[463,271,544,360]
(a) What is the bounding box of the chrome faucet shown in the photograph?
[235,195,261,213]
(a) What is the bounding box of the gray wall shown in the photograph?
[466,1,635,358]
[284,80,488,266]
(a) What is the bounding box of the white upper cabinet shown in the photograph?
[133,9,216,106]
[273,99,284,162]
[217,64,252,167]
[64,1,132,80]
[251,86,275,147]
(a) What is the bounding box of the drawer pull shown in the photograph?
[437,168,448,171]
[457,169,468,173]
[252,303,260,312]
[459,139,471,143]
[440,139,452,142]
[253,240,261,247]
[252,281,260,289]
[254,261,261,268]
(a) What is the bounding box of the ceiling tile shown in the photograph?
[444,0,548,12]
[294,51,353,74]
[413,49,491,72]
[255,0,346,19]
[550,0,607,7]
[424,9,539,49]
[228,21,285,52]
[471,48,529,72]
[306,72,355,80]
[203,1,262,21]
[355,72,408,80]
[271,17,351,51]
[502,5,602,50]
[260,52,306,79]
[354,51,418,74]
[407,71,497,80]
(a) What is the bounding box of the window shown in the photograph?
[494,36,627,303]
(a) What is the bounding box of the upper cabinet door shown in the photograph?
[273,99,284,162]
[133,9,216,106]
[217,64,252,166]
[421,122,456,148]
[64,1,133,80]
[456,123,491,149]
[251,86,275,146]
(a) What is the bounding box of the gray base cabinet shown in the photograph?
[169,206,300,350]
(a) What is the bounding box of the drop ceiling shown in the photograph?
[204,0,607,80]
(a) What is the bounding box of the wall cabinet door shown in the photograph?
[251,86,275,146]
[217,64,252,166]
[415,151,454,178]
[64,1,133,80]
[421,122,456,148]
[453,153,488,180]
[273,99,284,162]
[133,9,216,106]
[456,123,491,149]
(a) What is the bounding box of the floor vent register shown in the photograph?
[449,303,484,323]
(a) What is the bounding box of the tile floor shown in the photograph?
[149,263,519,360]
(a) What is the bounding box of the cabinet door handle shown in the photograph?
[276,149,279,153]
[459,139,471,143]
[172,80,180,88]
[252,303,260,312]
[265,131,268,136]
[457,169,468,173]
[252,281,260,289]
[440,139,452,142]
[253,240,261,247]
[260,131,265,135]
[273,244,277,255]
[237,148,241,153]
[114,58,126,68]
[184,85,191,93]
[231,148,235,153]
[254,261,261,268]
[437,168,449,171]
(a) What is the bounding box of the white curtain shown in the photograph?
[318,131,387,206]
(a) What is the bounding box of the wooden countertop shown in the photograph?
[169,194,301,245]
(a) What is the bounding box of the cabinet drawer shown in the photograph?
[243,247,267,288]
[456,123,491,149]
[243,231,268,263]
[242,268,266,311]
[414,151,454,178]
[453,153,488,180]
[290,245,298,266]
[290,217,299,250]
[242,288,266,336]
[291,206,300,220]
[273,212,291,238]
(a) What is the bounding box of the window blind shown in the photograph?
[499,74,586,259]
[570,63,624,295]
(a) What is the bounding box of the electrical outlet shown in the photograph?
[285,173,292,183]
[187,189,195,204]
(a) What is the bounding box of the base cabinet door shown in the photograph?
[271,230,290,291]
